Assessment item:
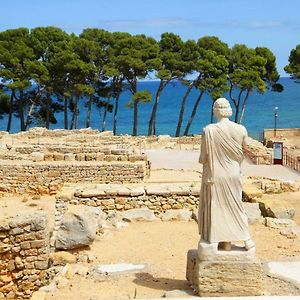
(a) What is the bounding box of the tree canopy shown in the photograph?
[0,26,284,136]
[285,44,300,82]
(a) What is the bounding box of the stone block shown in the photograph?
[44,153,54,161]
[34,260,48,270]
[264,181,282,193]
[161,209,192,221]
[80,189,106,198]
[50,251,76,266]
[243,202,262,225]
[265,217,300,238]
[53,153,64,161]
[242,183,263,202]
[145,186,171,196]
[120,208,156,222]
[259,198,295,219]
[31,152,44,162]
[64,154,76,161]
[186,249,264,297]
[96,153,105,161]
[55,206,97,250]
[130,187,145,196]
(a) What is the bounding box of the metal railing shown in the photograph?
[283,152,300,173]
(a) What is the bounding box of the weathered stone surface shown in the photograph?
[50,251,77,266]
[264,217,295,229]
[259,198,295,219]
[280,225,300,239]
[130,187,145,196]
[91,263,145,275]
[120,208,156,222]
[243,202,262,225]
[145,186,171,196]
[281,180,297,192]
[264,181,282,193]
[242,183,263,202]
[186,249,264,297]
[64,153,76,161]
[266,261,300,287]
[55,206,97,250]
[265,217,300,238]
[31,152,45,162]
[80,189,106,198]
[161,209,191,221]
[0,212,50,299]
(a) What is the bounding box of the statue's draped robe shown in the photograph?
[198,123,250,243]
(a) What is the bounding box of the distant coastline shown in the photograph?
[0,78,299,138]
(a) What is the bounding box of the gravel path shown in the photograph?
[145,149,300,182]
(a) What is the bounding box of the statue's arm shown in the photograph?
[199,129,207,164]
[241,126,250,148]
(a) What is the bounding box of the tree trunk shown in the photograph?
[24,101,35,131]
[86,95,92,128]
[234,89,244,123]
[70,96,75,130]
[102,96,111,132]
[210,101,214,123]
[239,89,250,124]
[19,91,26,131]
[45,93,50,129]
[148,80,165,136]
[183,90,204,136]
[175,82,194,137]
[64,97,68,129]
[74,94,79,129]
[6,90,15,132]
[113,91,121,135]
[132,101,138,136]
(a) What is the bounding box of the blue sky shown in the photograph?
[1,0,299,75]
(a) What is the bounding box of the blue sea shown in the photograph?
[0,77,299,139]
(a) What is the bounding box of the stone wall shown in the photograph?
[0,128,202,151]
[55,184,200,216]
[264,128,300,140]
[0,162,146,195]
[243,137,273,165]
[12,146,146,162]
[0,212,49,299]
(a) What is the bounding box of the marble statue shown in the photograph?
[198,98,255,256]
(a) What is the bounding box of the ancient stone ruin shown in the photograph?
[0,127,299,298]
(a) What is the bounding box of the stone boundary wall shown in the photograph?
[0,212,49,299]
[55,184,201,216]
[0,162,146,195]
[0,128,202,151]
[264,128,300,140]
[0,144,147,162]
[243,137,272,165]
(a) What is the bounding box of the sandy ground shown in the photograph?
[0,195,56,230]
[43,221,300,300]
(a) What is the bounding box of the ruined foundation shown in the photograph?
[186,248,265,297]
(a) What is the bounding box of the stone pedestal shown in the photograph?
[186,247,264,297]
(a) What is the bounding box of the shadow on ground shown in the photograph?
[133,272,194,294]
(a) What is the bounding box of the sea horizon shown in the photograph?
[0,77,299,140]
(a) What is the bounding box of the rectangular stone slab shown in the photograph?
[186,249,264,297]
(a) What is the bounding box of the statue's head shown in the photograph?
[213,98,232,119]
